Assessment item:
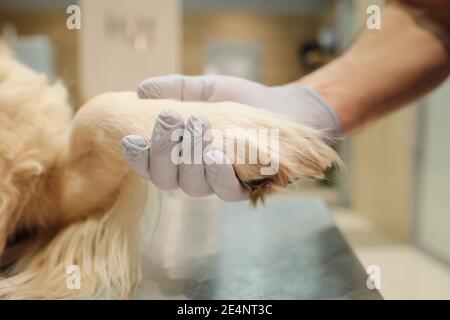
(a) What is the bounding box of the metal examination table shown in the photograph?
[135,193,382,300]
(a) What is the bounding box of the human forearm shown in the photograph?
[299,1,450,133]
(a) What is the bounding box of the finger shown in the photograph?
[204,149,251,202]
[121,135,151,180]
[149,110,185,191]
[137,74,209,101]
[179,115,214,197]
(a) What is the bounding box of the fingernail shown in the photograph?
[121,135,151,179]
[121,135,150,150]
[137,80,158,99]
[137,84,148,99]
[157,109,183,130]
[187,114,210,139]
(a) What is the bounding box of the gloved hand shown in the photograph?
[121,74,340,201]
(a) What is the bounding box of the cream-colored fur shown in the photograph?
[0,41,341,299]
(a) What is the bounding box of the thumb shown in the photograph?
[137,74,210,101]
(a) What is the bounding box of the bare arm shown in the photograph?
[299,0,450,133]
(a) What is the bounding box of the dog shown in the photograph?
[0,40,341,299]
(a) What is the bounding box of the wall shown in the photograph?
[183,13,321,85]
[349,0,416,240]
[416,79,450,263]
[79,0,181,100]
[0,8,79,106]
[351,107,416,240]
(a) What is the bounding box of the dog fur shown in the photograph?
[0,41,341,299]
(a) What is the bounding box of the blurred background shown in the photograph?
[1,0,449,299]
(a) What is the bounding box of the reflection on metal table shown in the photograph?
[135,193,382,300]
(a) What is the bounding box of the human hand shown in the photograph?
[122,74,340,201]
[121,110,251,202]
[137,74,340,136]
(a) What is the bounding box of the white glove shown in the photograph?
[121,74,340,201]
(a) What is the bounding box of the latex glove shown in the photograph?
[121,111,250,201]
[121,74,340,201]
[137,74,340,136]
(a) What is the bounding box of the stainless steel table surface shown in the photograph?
[135,193,382,300]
